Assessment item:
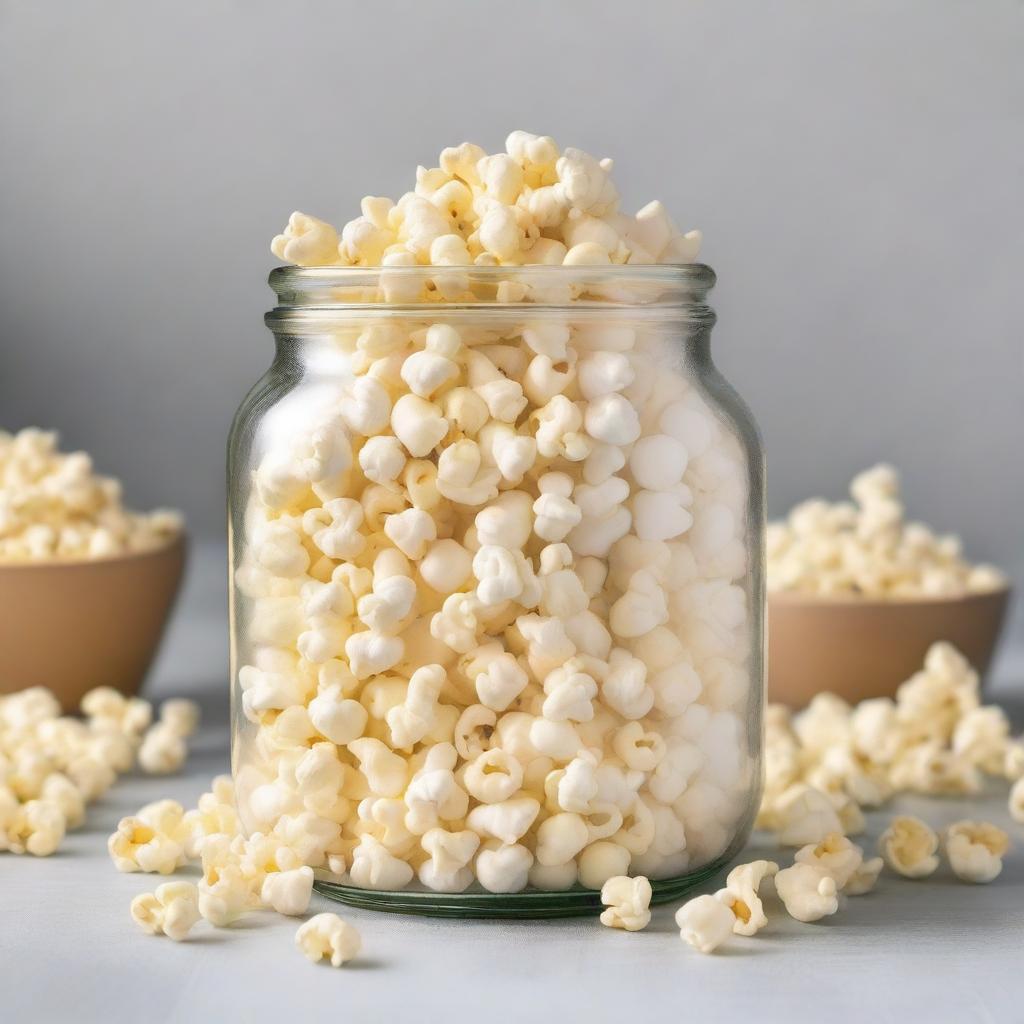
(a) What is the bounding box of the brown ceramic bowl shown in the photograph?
[0,535,186,711]
[768,585,1011,708]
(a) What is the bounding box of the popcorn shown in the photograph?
[944,820,1010,884]
[137,723,188,775]
[130,881,201,941]
[793,833,864,889]
[0,429,182,562]
[599,874,652,931]
[715,859,778,936]
[295,913,361,967]
[5,799,66,856]
[261,865,315,915]
[878,816,939,879]
[1010,777,1024,824]
[844,856,884,896]
[774,863,840,923]
[767,465,1006,597]
[675,894,736,953]
[774,785,843,847]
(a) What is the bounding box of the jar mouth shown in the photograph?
[268,263,715,315]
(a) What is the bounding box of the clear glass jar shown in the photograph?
[229,265,764,917]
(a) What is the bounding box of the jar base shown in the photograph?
[313,855,732,919]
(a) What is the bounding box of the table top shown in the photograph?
[4,544,1023,1024]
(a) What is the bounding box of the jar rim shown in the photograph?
[268,262,716,314]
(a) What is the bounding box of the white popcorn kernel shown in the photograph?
[138,723,188,775]
[437,439,501,506]
[6,799,66,857]
[261,865,314,916]
[775,785,843,847]
[383,507,437,560]
[340,375,392,437]
[419,828,481,893]
[533,473,583,543]
[296,913,361,967]
[577,351,635,401]
[542,659,599,723]
[159,698,200,738]
[358,435,406,487]
[523,352,577,406]
[794,833,863,889]
[418,538,473,593]
[464,749,524,804]
[845,856,884,896]
[348,738,407,798]
[578,841,632,890]
[573,477,630,521]
[675,894,735,953]
[601,648,655,720]
[774,863,840,923]
[529,860,578,890]
[349,834,416,890]
[629,435,689,491]
[533,395,590,461]
[535,812,590,866]
[386,664,446,748]
[271,211,340,266]
[475,841,533,893]
[1011,777,1024,824]
[878,816,939,878]
[584,393,641,446]
[130,881,201,941]
[475,652,528,712]
[467,797,540,846]
[944,820,1010,884]
[303,498,366,560]
[345,630,404,680]
[715,860,778,936]
[612,722,665,772]
[599,874,652,930]
[391,394,448,457]
[609,570,668,639]
[631,491,693,543]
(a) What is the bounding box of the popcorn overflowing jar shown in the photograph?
[228,263,765,916]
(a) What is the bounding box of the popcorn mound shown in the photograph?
[272,131,701,269]
[0,428,183,562]
[767,464,1006,598]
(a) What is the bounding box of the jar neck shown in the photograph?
[265,264,716,330]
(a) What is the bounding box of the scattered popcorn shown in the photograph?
[130,881,201,941]
[715,859,778,936]
[774,862,840,923]
[295,913,362,967]
[137,722,189,775]
[0,428,183,562]
[944,820,1010,884]
[1011,777,1024,825]
[0,683,200,861]
[758,642,1018,837]
[877,816,939,879]
[767,465,1006,597]
[675,894,736,953]
[598,874,652,931]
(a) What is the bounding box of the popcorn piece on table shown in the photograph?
[130,881,201,941]
[295,913,362,967]
[944,820,1010,884]
[675,894,736,953]
[877,816,939,879]
[599,875,652,931]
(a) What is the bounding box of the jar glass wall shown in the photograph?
[228,266,764,917]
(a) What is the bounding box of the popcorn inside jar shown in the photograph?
[228,132,764,908]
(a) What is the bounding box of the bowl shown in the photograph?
[768,585,1011,707]
[0,535,187,711]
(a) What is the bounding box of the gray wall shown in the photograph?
[1,0,1021,571]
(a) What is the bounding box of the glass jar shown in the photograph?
[229,265,764,917]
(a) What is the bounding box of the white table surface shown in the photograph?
[3,543,1023,1024]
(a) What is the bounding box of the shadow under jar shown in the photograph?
[229,265,765,918]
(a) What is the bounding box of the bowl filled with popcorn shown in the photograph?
[0,429,186,710]
[767,465,1010,707]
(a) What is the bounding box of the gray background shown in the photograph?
[1,0,1021,569]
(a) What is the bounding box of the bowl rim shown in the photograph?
[0,531,187,571]
[768,583,1011,609]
